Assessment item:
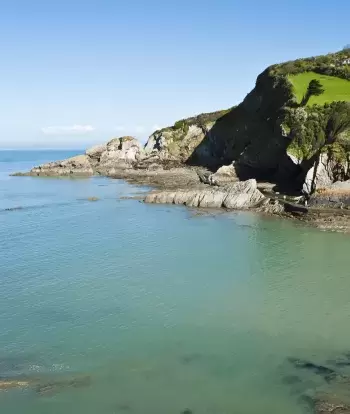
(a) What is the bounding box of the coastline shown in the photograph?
[11,135,350,234]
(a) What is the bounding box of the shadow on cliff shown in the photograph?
[186,103,297,185]
[185,69,306,192]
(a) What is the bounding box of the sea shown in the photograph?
[1,150,350,414]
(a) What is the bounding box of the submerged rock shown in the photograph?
[144,179,265,209]
[35,375,91,396]
[0,379,30,390]
[288,357,335,378]
[311,394,350,414]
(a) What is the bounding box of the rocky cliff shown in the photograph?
[142,50,350,196]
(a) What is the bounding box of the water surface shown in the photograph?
[1,150,350,414]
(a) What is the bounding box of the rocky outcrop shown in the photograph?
[144,179,265,209]
[27,154,94,176]
[14,136,144,177]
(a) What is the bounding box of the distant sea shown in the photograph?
[1,150,350,414]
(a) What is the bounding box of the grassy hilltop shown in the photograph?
[289,72,350,105]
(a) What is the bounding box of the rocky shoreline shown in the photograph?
[12,135,350,234]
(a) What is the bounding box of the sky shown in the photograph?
[0,0,349,149]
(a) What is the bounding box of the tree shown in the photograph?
[325,102,350,145]
[343,44,350,51]
[301,79,325,106]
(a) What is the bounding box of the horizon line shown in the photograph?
[0,148,85,151]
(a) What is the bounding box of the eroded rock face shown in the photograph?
[144,179,265,209]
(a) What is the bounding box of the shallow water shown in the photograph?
[1,151,350,413]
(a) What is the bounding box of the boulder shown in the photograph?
[144,179,265,209]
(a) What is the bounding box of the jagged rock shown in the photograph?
[27,154,94,177]
[144,179,265,209]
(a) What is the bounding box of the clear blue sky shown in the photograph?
[0,0,349,149]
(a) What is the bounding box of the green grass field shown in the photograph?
[289,72,350,105]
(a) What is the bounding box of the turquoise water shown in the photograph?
[1,151,350,413]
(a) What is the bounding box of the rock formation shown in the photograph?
[144,179,265,209]
[27,154,94,176]
[15,136,143,177]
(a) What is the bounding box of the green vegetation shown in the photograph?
[272,49,350,80]
[289,72,350,106]
[286,102,350,160]
[173,120,189,134]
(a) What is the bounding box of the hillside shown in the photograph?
[144,49,350,192]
